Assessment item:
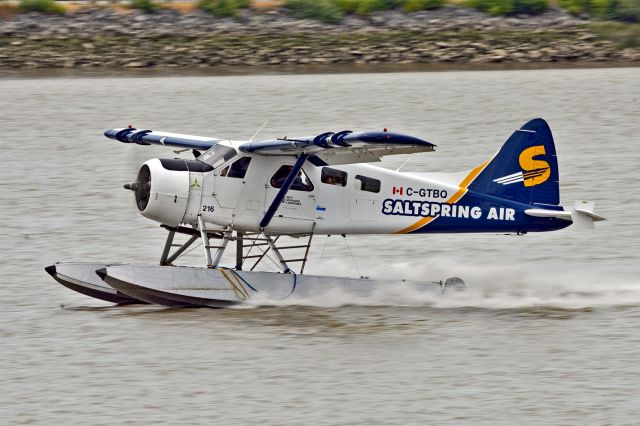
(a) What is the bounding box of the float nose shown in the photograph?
[44,264,56,277]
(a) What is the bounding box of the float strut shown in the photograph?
[165,235,198,265]
[160,229,176,265]
[265,235,291,273]
[198,214,214,267]
[260,153,309,229]
[236,231,244,270]
[210,231,231,268]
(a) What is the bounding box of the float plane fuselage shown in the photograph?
[112,118,601,237]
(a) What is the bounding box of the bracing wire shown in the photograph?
[318,235,329,269]
[173,241,202,261]
[342,235,362,278]
[253,232,288,273]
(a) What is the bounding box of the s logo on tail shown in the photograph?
[492,145,550,187]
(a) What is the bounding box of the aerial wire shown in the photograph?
[395,157,412,172]
[249,121,269,142]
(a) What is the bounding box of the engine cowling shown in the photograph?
[130,158,191,226]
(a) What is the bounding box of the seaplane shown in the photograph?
[46,118,604,307]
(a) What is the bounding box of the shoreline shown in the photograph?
[0,60,638,79]
[2,8,639,72]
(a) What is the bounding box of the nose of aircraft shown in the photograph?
[124,164,152,211]
[126,159,190,226]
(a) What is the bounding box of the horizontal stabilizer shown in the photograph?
[524,208,572,220]
[104,128,221,150]
[525,201,605,229]
[572,201,606,229]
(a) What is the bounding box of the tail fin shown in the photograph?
[468,118,560,208]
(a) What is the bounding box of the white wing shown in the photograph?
[104,128,222,150]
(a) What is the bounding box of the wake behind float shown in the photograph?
[46,118,603,307]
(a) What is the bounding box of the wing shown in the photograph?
[238,130,436,165]
[104,127,222,150]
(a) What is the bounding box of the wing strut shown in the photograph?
[260,153,309,229]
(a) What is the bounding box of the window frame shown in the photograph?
[222,156,252,179]
[270,165,315,192]
[321,167,348,187]
[198,144,238,170]
[355,174,381,193]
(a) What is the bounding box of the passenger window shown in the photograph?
[321,167,347,187]
[355,175,381,193]
[226,157,251,179]
[270,166,314,192]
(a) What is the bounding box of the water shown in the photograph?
[1,68,639,424]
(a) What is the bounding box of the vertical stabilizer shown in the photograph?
[468,118,560,208]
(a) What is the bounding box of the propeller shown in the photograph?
[124,164,151,211]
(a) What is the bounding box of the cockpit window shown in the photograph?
[270,166,314,192]
[220,157,251,179]
[321,167,347,187]
[198,144,237,169]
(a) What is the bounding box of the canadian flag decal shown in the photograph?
[392,186,404,195]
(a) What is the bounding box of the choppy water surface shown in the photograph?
[1,68,639,425]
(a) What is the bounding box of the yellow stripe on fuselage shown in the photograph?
[394,160,489,234]
[393,215,437,235]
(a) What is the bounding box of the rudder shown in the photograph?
[468,118,560,208]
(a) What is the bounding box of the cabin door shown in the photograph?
[212,156,253,215]
[349,175,380,222]
[350,197,379,222]
[214,175,245,209]
[264,163,317,222]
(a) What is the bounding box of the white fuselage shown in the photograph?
[131,128,579,237]
[172,141,469,235]
[109,117,608,243]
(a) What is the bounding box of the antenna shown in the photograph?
[395,157,412,172]
[249,121,268,142]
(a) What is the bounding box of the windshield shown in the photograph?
[198,144,237,169]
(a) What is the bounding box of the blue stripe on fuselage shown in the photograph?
[403,190,570,234]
